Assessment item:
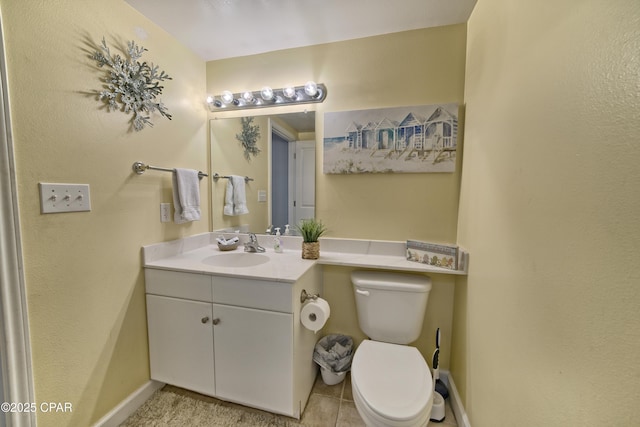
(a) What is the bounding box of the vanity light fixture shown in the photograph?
[242,91,256,104]
[207,81,327,111]
[304,81,320,98]
[261,86,275,101]
[220,90,238,106]
[282,86,297,100]
[206,95,222,108]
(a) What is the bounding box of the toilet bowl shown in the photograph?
[350,271,434,426]
[351,340,433,427]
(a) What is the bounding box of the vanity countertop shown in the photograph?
[144,244,316,282]
[143,233,467,282]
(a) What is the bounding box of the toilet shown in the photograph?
[350,271,434,427]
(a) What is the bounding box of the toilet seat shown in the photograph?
[351,340,433,426]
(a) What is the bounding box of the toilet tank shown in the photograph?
[351,271,432,345]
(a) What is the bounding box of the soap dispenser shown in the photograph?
[273,228,283,253]
[284,224,291,236]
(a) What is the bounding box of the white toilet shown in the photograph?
[350,271,434,427]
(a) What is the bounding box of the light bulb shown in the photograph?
[242,91,255,103]
[283,86,297,99]
[304,81,318,97]
[261,86,274,101]
[221,90,234,105]
[206,95,214,104]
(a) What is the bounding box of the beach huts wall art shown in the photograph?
[323,104,459,174]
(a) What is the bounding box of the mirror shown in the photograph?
[210,112,316,235]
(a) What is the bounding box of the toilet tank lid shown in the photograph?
[351,271,431,292]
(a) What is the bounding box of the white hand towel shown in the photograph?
[172,168,201,223]
[231,175,249,215]
[223,175,249,216]
[223,179,235,216]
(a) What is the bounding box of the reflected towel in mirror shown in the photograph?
[223,175,249,216]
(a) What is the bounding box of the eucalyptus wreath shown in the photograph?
[236,116,261,160]
[91,37,172,131]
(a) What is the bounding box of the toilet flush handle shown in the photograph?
[356,289,370,297]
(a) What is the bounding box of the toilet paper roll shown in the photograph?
[300,298,331,333]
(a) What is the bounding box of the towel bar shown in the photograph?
[132,161,208,180]
[212,173,253,183]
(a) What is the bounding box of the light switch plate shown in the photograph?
[257,190,267,202]
[39,183,91,214]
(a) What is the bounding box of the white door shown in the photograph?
[213,304,294,415]
[146,295,215,396]
[291,140,316,225]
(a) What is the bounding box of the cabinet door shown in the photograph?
[146,295,215,396]
[213,304,293,415]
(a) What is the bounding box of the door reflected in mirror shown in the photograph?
[210,112,316,235]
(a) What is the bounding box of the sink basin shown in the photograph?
[202,253,270,268]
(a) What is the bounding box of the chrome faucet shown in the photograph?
[244,233,266,253]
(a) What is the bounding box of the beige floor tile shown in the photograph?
[312,373,345,399]
[336,400,366,427]
[299,393,341,427]
[342,374,353,401]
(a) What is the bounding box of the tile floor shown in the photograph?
[162,372,458,427]
[307,373,458,427]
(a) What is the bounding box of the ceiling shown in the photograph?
[125,0,477,62]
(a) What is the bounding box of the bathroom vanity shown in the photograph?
[142,233,465,418]
[145,264,321,418]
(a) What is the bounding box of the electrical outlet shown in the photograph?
[39,183,91,214]
[160,203,172,223]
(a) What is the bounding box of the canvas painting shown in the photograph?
[323,103,459,174]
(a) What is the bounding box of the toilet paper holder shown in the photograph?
[300,289,319,303]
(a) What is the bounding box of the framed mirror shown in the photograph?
[210,112,316,235]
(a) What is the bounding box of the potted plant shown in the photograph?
[296,218,327,260]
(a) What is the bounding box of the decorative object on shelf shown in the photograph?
[236,117,261,161]
[296,218,327,260]
[207,81,327,111]
[406,240,458,270]
[323,103,459,174]
[92,37,172,131]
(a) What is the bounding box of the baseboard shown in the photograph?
[440,370,471,427]
[92,380,165,427]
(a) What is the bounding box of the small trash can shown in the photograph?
[313,334,354,385]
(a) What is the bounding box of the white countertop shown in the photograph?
[144,244,316,282]
[142,233,467,282]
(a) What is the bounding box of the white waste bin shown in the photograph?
[313,334,354,385]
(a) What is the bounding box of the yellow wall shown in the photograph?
[207,25,467,367]
[1,0,207,425]
[454,0,640,425]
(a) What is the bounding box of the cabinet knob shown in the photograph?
[212,318,221,325]
[201,316,210,324]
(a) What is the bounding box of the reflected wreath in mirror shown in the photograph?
[236,117,261,160]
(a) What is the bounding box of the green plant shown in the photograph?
[296,218,327,243]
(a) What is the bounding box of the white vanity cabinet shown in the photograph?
[212,303,292,414]
[144,267,320,419]
[146,294,215,396]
